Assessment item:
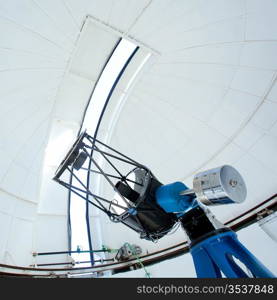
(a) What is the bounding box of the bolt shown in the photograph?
[229,179,237,187]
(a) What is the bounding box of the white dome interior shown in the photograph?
[0,0,276,277]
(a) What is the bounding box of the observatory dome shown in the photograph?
[0,0,276,277]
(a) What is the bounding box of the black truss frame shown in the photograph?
[53,131,151,223]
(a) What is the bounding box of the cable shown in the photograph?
[150,221,181,239]
[124,243,150,278]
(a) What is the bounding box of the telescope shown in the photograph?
[54,131,274,278]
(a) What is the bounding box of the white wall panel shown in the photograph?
[0,48,67,70]
[240,42,277,70]
[13,200,37,222]
[269,121,277,138]
[0,163,30,196]
[267,82,277,102]
[231,68,275,97]
[0,18,69,59]
[128,0,188,39]
[0,0,74,52]
[246,10,277,41]
[0,149,13,183]
[246,0,277,14]
[232,154,277,205]
[251,102,277,130]
[145,16,245,52]
[34,0,80,40]
[249,134,277,173]
[0,212,13,262]
[108,0,151,34]
[148,63,237,88]
[33,215,69,265]
[5,217,34,266]
[234,123,266,151]
[53,73,94,123]
[0,190,16,214]
[38,166,69,215]
[159,43,242,65]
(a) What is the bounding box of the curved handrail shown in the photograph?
[0,194,275,276]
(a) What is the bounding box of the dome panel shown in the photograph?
[267,82,277,102]
[34,0,81,39]
[5,217,33,265]
[246,8,277,41]
[159,43,242,65]
[230,68,275,97]
[135,15,245,52]
[0,0,75,52]
[240,42,277,70]
[251,101,277,130]
[0,212,13,261]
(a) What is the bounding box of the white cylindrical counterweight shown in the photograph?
[192,165,247,206]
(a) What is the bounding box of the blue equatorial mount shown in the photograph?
[155,181,275,278]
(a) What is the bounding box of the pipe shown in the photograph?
[33,259,115,267]
[34,249,114,256]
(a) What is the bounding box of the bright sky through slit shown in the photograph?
[70,39,137,266]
